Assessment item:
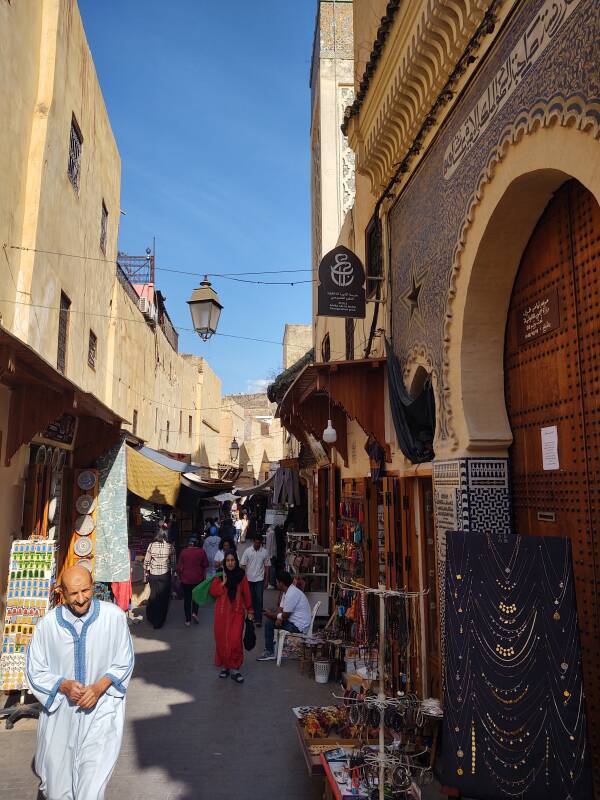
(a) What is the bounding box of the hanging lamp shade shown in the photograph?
[323,419,337,444]
[229,437,239,463]
[187,276,223,341]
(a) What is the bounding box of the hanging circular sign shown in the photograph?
[75,514,95,536]
[76,494,97,515]
[74,537,93,557]
[77,470,97,491]
[76,558,93,572]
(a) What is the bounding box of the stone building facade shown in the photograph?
[301,0,600,791]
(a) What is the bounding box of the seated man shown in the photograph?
[257,570,312,661]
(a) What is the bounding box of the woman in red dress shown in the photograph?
[209,551,254,683]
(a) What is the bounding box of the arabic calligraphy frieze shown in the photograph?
[388,0,599,436]
[444,0,583,179]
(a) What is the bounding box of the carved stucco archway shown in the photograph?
[443,121,600,459]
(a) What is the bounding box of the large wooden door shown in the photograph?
[504,179,600,788]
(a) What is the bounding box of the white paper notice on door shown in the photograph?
[541,426,560,471]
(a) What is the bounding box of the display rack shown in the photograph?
[335,579,430,800]
[288,550,330,616]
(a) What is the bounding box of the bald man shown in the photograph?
[26,565,134,800]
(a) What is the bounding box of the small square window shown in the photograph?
[67,115,83,192]
[100,201,108,254]
[87,330,97,369]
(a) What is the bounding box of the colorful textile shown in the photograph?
[126,445,180,506]
[95,440,130,582]
[111,580,132,612]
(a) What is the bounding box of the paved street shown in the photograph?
[0,590,333,800]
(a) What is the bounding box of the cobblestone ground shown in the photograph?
[0,572,446,800]
[0,588,333,800]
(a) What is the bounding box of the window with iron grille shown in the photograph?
[365,215,383,299]
[132,409,138,436]
[57,291,71,374]
[321,333,331,363]
[100,201,108,254]
[67,115,83,192]
[87,329,97,369]
[166,420,170,444]
[345,318,354,360]
[188,415,192,438]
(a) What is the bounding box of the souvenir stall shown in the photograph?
[0,417,128,721]
[292,579,442,799]
[333,478,380,589]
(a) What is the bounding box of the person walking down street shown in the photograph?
[177,536,209,626]
[209,552,254,682]
[240,533,270,627]
[203,523,221,578]
[214,537,236,571]
[257,571,312,662]
[26,565,134,800]
[219,516,237,544]
[143,531,176,629]
[234,513,244,543]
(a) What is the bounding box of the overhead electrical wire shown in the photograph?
[5,244,315,285]
[0,295,367,414]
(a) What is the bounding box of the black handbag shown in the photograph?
[243,617,256,651]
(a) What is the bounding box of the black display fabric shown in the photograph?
[385,339,435,464]
[442,531,591,799]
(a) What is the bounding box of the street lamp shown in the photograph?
[229,437,239,463]
[187,276,223,341]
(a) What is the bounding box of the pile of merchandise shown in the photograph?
[0,540,57,691]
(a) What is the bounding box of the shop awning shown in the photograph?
[275,358,389,466]
[0,326,125,465]
[126,445,182,506]
[232,472,276,497]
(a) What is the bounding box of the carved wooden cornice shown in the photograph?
[346,0,498,192]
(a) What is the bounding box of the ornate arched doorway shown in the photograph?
[504,179,600,785]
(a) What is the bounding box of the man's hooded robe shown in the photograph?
[26,598,134,800]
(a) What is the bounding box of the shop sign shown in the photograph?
[518,288,560,345]
[317,245,366,319]
[34,413,78,450]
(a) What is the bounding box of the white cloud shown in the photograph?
[246,378,270,394]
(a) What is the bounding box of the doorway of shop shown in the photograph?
[504,178,600,788]
[382,475,441,700]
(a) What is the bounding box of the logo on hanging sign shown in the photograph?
[317,245,366,319]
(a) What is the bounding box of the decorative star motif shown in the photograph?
[400,268,428,331]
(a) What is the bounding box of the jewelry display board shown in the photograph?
[0,540,57,691]
[442,531,592,799]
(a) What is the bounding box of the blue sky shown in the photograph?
[79,0,316,394]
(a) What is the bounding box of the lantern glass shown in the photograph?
[187,277,223,341]
[229,437,239,463]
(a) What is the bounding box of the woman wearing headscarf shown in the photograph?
[209,550,254,683]
[143,530,176,629]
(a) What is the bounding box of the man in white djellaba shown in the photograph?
[26,564,135,800]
